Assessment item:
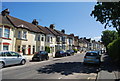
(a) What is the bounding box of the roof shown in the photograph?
[0,14,13,26]
[54,29,68,36]
[6,15,44,33]
[79,38,90,44]
[37,26,53,35]
[45,27,60,36]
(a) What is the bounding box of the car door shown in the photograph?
[10,52,22,64]
[3,52,15,65]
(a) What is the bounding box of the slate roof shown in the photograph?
[37,26,54,35]
[45,27,60,36]
[4,15,44,33]
[79,38,90,44]
[54,29,68,36]
[0,14,13,26]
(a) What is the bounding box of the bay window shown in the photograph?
[23,31,27,39]
[3,45,9,50]
[0,27,2,37]
[18,31,21,38]
[4,28,10,38]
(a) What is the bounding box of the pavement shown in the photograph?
[23,52,80,61]
[97,54,120,81]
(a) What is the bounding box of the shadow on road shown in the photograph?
[37,62,99,76]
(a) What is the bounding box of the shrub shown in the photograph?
[107,38,120,61]
[45,46,50,53]
[73,49,78,53]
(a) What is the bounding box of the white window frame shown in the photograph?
[0,27,2,37]
[18,31,21,38]
[23,31,27,39]
[4,28,10,38]
[3,45,9,51]
[41,36,44,41]
[51,37,53,43]
[38,35,40,41]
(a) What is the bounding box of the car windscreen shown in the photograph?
[86,52,98,56]
[66,50,70,52]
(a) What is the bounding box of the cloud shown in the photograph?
[92,36,101,41]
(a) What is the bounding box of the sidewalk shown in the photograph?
[97,54,120,80]
[23,54,34,60]
[23,53,54,61]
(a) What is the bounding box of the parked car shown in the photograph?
[94,50,102,56]
[55,50,66,57]
[65,50,74,56]
[83,51,101,65]
[32,51,49,61]
[0,51,26,68]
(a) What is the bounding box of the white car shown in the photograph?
[0,51,26,68]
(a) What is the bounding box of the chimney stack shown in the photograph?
[61,29,65,33]
[1,8,10,16]
[49,24,55,29]
[32,19,39,25]
[70,33,74,37]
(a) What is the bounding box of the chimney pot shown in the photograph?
[61,29,65,33]
[1,8,10,16]
[50,24,55,29]
[32,19,39,25]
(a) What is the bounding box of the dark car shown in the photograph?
[32,51,49,61]
[65,50,74,56]
[55,51,66,57]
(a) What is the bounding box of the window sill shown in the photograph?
[17,38,28,41]
[0,37,11,40]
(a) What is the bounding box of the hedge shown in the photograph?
[107,37,120,61]
[45,46,50,53]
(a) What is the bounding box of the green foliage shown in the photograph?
[91,2,120,37]
[45,46,50,53]
[107,38,120,61]
[101,30,118,47]
[73,49,78,53]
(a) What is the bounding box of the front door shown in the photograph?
[28,45,31,55]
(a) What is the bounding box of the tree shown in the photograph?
[101,30,118,48]
[107,38,120,62]
[91,2,120,37]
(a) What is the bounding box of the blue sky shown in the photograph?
[2,2,115,41]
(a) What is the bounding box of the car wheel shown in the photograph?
[20,59,26,65]
[38,57,42,61]
[0,62,5,68]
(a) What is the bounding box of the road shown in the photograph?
[1,53,101,80]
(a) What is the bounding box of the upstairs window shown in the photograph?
[4,28,10,38]
[23,31,27,39]
[62,37,66,42]
[0,27,2,37]
[41,36,44,41]
[18,31,21,38]
[47,36,50,42]
[51,37,53,42]
[38,35,40,41]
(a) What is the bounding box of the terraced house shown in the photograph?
[0,9,104,55]
[0,11,15,51]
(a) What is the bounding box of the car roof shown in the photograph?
[87,51,98,53]
[0,50,12,52]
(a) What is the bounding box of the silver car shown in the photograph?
[0,51,26,68]
[83,51,101,65]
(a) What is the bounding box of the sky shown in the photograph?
[1,2,116,41]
